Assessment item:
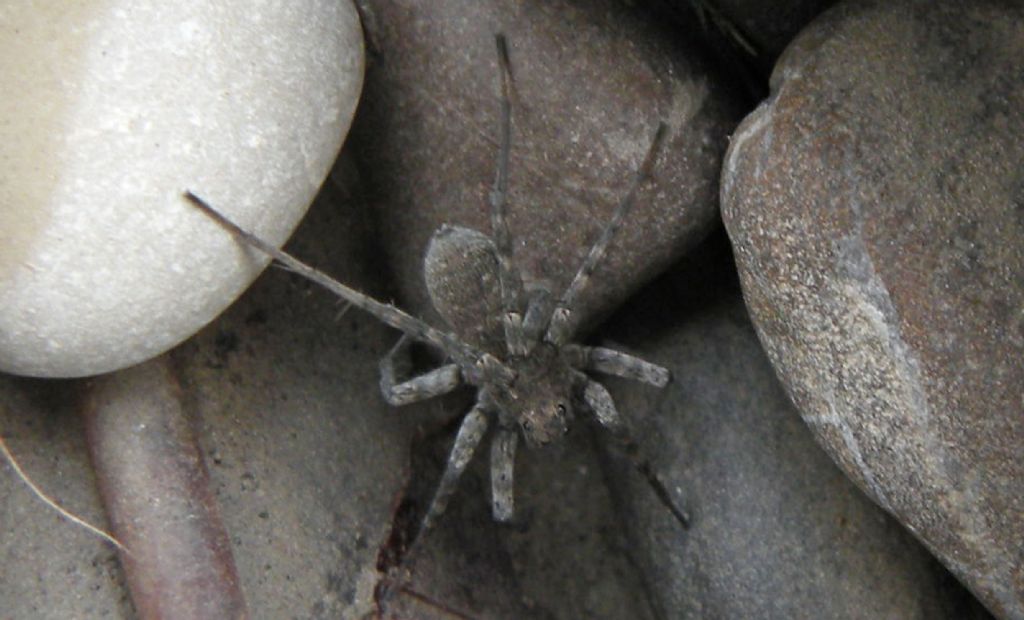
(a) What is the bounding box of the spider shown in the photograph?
[185,34,684,532]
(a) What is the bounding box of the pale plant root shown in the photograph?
[0,432,128,554]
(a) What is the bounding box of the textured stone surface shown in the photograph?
[721,2,1024,616]
[374,417,655,620]
[597,233,993,619]
[0,378,133,619]
[1,158,656,619]
[172,176,409,618]
[350,0,739,334]
[1,175,396,619]
[0,0,363,378]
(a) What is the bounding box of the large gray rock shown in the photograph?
[350,0,739,332]
[721,2,1024,616]
[597,234,990,619]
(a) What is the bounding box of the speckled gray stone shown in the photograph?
[721,1,1024,616]
[596,234,992,619]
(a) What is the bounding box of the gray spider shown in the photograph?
[185,34,681,531]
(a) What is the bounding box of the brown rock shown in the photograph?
[721,2,1024,616]
[350,0,739,334]
[597,232,991,619]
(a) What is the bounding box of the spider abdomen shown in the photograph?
[424,225,506,356]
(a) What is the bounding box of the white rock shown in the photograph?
[0,1,364,377]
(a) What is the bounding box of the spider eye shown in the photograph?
[523,421,533,431]
[556,404,566,415]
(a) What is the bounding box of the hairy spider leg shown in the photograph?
[519,288,554,349]
[182,191,508,379]
[572,370,690,528]
[489,33,527,357]
[489,427,518,522]
[421,404,491,530]
[579,376,624,431]
[563,344,670,388]
[545,122,668,346]
[380,335,462,406]
[184,191,520,531]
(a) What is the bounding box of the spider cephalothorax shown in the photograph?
[186,34,679,531]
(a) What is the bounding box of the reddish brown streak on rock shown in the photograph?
[83,356,248,620]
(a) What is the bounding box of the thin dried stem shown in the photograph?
[0,432,128,553]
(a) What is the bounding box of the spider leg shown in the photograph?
[490,34,527,356]
[379,335,463,406]
[564,344,670,388]
[520,287,554,352]
[579,376,627,433]
[421,403,490,530]
[183,191,494,374]
[575,372,690,529]
[489,427,518,522]
[545,123,668,346]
